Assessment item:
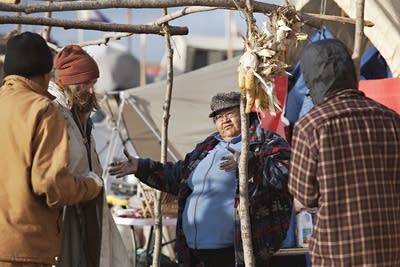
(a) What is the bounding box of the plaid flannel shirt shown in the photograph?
[289,89,400,267]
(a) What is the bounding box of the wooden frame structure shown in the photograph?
[0,1,367,266]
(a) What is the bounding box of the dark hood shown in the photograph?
[300,39,358,105]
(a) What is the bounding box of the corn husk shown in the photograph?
[238,5,308,116]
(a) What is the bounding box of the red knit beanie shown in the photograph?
[54,44,99,85]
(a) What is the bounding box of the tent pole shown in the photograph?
[126,96,179,162]
[102,93,127,192]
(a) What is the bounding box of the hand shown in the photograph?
[220,146,240,172]
[85,171,103,197]
[86,171,103,187]
[108,148,139,178]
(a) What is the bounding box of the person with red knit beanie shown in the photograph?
[49,45,130,267]
[52,45,100,114]
[53,44,99,86]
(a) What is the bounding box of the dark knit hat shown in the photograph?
[4,32,53,78]
[209,91,241,117]
[53,44,99,85]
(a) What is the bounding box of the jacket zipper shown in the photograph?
[193,151,216,248]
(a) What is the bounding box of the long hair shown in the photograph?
[63,83,99,113]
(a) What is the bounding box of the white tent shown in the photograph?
[156,35,244,80]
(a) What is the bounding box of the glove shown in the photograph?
[86,171,104,188]
[86,171,103,186]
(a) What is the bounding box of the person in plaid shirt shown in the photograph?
[288,39,400,267]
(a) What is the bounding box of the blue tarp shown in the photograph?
[284,26,335,125]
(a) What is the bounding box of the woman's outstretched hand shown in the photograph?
[108,149,139,178]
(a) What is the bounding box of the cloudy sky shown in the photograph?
[1,0,282,63]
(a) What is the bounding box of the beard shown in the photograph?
[64,85,99,114]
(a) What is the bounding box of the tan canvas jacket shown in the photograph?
[0,75,101,265]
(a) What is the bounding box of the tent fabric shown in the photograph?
[359,78,400,114]
[122,57,240,161]
[286,0,371,71]
[334,0,400,77]
[121,57,288,161]
[157,35,244,79]
[285,26,334,125]
[289,0,400,77]
[86,45,140,94]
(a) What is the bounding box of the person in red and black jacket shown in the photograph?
[110,91,293,267]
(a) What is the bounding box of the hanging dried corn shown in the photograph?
[237,4,308,116]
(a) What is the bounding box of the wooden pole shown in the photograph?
[41,0,53,42]
[0,0,19,3]
[139,34,147,87]
[0,15,189,35]
[126,9,132,53]
[15,11,21,33]
[226,10,233,60]
[152,9,174,267]
[352,0,365,79]
[0,0,279,13]
[238,1,255,265]
[239,95,254,267]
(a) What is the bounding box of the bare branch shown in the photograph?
[0,29,17,41]
[303,12,373,27]
[46,41,60,52]
[0,15,189,35]
[77,33,131,48]
[67,7,217,50]
[152,6,218,25]
[0,0,277,13]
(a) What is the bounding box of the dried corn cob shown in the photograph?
[245,68,255,113]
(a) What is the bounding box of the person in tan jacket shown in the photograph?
[0,32,103,267]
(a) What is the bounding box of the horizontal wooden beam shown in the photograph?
[303,13,373,27]
[0,15,189,35]
[2,0,277,14]
[0,0,19,4]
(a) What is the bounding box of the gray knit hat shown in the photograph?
[209,91,240,117]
